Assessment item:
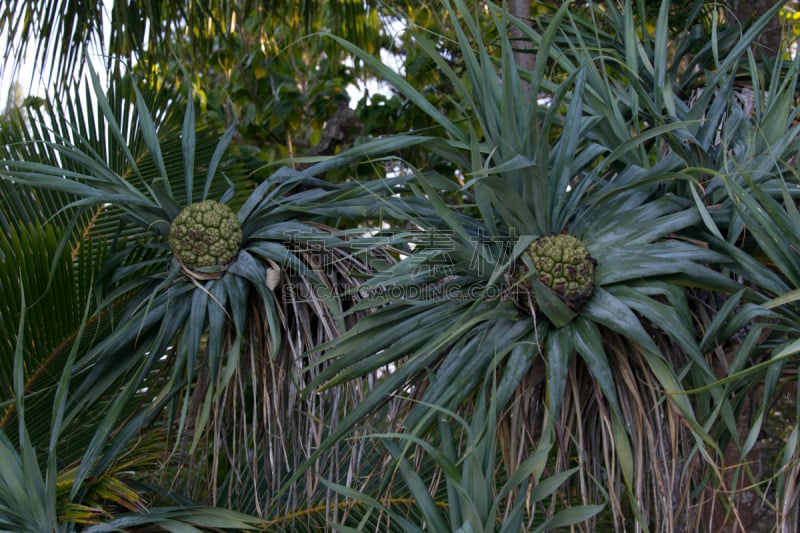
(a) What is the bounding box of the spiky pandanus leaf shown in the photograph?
[323,380,604,532]
[693,172,800,530]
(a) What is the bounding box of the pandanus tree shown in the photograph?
[302,0,800,530]
[0,65,425,526]
[2,0,800,531]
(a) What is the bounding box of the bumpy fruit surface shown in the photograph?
[527,234,596,310]
[169,200,242,270]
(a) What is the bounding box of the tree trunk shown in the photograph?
[729,0,785,57]
[508,0,535,100]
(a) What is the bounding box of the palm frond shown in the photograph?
[0,0,383,97]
